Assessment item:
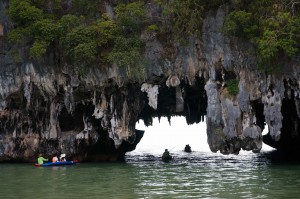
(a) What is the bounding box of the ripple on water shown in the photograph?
[1,150,300,199]
[125,149,300,198]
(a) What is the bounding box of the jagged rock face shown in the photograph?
[202,9,264,154]
[201,8,300,155]
[0,2,299,162]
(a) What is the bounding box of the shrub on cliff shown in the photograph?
[154,0,205,43]
[6,0,147,81]
[223,0,300,72]
[226,79,239,96]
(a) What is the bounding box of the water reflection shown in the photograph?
[125,150,300,199]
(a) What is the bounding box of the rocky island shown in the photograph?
[0,0,299,162]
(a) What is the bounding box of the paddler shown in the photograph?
[37,154,48,164]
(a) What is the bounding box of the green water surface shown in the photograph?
[1,151,300,199]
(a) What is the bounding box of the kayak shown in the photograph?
[162,155,173,162]
[35,160,78,167]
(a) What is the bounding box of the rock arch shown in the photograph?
[0,4,299,162]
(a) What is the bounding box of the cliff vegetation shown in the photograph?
[6,0,300,76]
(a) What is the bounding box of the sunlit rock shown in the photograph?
[262,89,283,142]
[166,75,180,87]
[92,93,107,119]
[141,83,159,110]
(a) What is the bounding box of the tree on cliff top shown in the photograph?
[6,0,147,81]
[6,0,300,75]
[223,0,300,72]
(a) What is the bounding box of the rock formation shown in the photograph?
[0,1,299,162]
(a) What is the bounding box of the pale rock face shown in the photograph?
[141,83,159,110]
[166,75,180,87]
[262,89,283,141]
[23,75,31,109]
[93,107,104,119]
[243,126,261,139]
[93,93,107,119]
[175,86,184,112]
[221,98,241,140]
[49,101,60,139]
[108,99,135,148]
[64,85,74,114]
[205,79,222,125]
[205,78,263,154]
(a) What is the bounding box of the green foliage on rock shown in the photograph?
[108,36,145,81]
[60,25,96,63]
[258,12,300,61]
[147,24,159,31]
[153,0,229,44]
[223,0,300,72]
[9,0,300,78]
[70,0,101,18]
[7,0,43,26]
[115,1,146,32]
[31,19,59,42]
[6,0,147,81]
[111,2,147,81]
[7,28,26,45]
[226,79,239,96]
[155,0,205,43]
[223,10,258,40]
[7,0,57,59]
[30,40,48,59]
[58,15,119,66]
[57,14,81,33]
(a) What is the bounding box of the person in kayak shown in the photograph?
[60,153,66,162]
[184,144,192,152]
[162,149,172,162]
[52,153,59,163]
[37,154,48,164]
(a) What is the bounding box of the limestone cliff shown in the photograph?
[0,1,299,162]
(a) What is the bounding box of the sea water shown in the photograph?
[1,149,300,199]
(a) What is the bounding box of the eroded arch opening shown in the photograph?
[134,116,209,155]
[131,116,274,158]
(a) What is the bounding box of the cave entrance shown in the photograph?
[132,116,209,155]
[131,116,274,156]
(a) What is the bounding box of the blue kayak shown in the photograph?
[35,160,78,167]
